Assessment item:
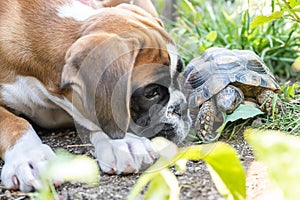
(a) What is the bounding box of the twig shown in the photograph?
[66,144,92,148]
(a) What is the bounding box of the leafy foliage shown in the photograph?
[128,137,246,200]
[250,0,300,74]
[168,0,300,79]
[250,0,300,29]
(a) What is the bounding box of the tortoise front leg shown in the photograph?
[195,99,221,142]
[257,90,281,115]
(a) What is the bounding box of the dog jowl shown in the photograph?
[0,0,191,191]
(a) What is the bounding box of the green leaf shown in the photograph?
[206,31,218,42]
[224,104,264,124]
[250,11,283,29]
[180,142,246,199]
[217,104,264,133]
[182,0,198,16]
[180,143,246,200]
[175,159,188,172]
[144,169,180,200]
[128,138,246,200]
[127,138,179,200]
[127,171,158,200]
[282,82,299,99]
[245,129,300,199]
[289,0,300,8]
[32,150,100,200]
[143,172,171,200]
[151,137,178,159]
[46,150,100,186]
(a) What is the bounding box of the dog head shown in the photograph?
[61,5,191,143]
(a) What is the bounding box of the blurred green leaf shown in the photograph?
[127,172,155,200]
[292,56,300,72]
[180,143,246,200]
[289,0,300,8]
[143,172,170,200]
[150,136,178,159]
[250,11,283,29]
[144,169,180,200]
[128,138,246,200]
[245,129,300,199]
[206,31,217,42]
[32,150,100,200]
[282,83,299,99]
[47,150,100,186]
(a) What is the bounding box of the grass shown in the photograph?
[256,89,300,134]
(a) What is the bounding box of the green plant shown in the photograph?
[128,137,246,200]
[168,0,300,79]
[251,0,300,73]
[252,83,300,134]
[250,0,300,28]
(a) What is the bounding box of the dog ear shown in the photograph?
[61,33,141,139]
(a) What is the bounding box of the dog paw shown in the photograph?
[1,129,56,192]
[91,132,159,174]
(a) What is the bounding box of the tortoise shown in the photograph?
[182,47,282,142]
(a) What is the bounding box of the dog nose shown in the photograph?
[168,102,188,117]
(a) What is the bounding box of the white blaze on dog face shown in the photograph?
[166,43,180,79]
[57,0,103,21]
[166,44,192,142]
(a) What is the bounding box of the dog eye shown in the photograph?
[144,87,159,99]
[144,90,159,99]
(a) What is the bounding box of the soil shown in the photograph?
[0,128,270,200]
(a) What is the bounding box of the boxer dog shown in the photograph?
[0,0,191,191]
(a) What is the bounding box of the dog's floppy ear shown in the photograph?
[61,33,141,139]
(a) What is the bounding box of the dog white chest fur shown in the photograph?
[1,76,73,128]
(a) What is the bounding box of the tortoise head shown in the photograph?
[215,85,244,114]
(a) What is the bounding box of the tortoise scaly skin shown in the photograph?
[182,47,282,142]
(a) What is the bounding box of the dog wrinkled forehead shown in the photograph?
[131,41,182,89]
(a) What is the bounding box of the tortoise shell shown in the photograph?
[182,47,281,108]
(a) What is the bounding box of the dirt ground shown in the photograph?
[0,128,271,200]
